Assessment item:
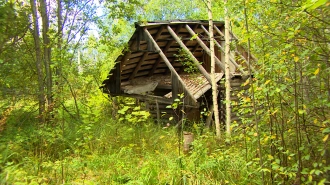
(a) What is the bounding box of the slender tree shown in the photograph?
[30,0,45,122]
[224,0,231,136]
[40,0,53,112]
[243,0,264,183]
[56,0,63,79]
[207,0,221,138]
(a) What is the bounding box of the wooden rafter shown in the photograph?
[120,41,137,69]
[129,26,165,80]
[164,24,194,74]
[144,27,197,103]
[167,25,212,84]
[148,25,183,76]
[185,24,226,72]
[129,52,149,80]
[177,24,200,73]
[200,25,246,74]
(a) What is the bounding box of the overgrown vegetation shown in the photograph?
[0,0,329,184]
[0,102,266,184]
[175,48,202,74]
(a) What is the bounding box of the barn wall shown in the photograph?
[106,62,121,94]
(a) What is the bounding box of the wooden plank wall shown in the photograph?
[105,62,121,94]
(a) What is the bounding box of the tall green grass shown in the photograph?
[0,105,262,184]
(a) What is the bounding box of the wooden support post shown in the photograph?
[167,25,212,84]
[144,27,197,103]
[185,24,226,72]
[172,73,179,100]
[201,25,246,74]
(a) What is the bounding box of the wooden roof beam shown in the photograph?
[176,24,200,73]
[148,25,183,76]
[144,27,197,103]
[185,24,226,72]
[167,25,212,84]
[120,40,137,69]
[200,25,246,74]
[129,52,149,80]
[129,26,165,80]
[213,25,256,73]
[164,24,194,75]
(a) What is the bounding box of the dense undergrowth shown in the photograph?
[0,102,262,185]
[0,91,329,184]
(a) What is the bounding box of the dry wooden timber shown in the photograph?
[148,25,174,76]
[129,52,149,80]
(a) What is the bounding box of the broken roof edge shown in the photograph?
[135,20,225,27]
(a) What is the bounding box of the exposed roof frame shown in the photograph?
[185,24,226,72]
[129,26,165,80]
[167,25,212,84]
[143,27,197,103]
[120,41,136,69]
[148,24,183,76]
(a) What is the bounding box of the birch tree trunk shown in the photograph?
[207,0,221,138]
[30,0,45,122]
[224,0,231,136]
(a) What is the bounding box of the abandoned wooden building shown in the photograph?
[101,20,255,125]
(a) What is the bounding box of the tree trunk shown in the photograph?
[30,0,45,122]
[207,0,221,139]
[56,0,63,83]
[224,0,231,136]
[40,0,53,111]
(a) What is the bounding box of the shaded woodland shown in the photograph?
[0,0,329,184]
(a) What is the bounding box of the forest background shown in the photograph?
[0,0,329,184]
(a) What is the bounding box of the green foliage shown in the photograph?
[0,0,329,184]
[117,100,151,124]
[230,0,330,183]
[174,49,201,73]
[0,109,265,184]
